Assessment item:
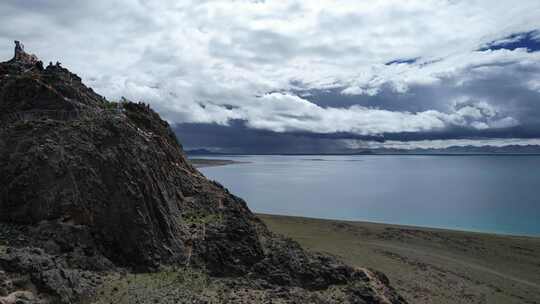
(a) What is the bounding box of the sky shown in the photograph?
[1,0,540,152]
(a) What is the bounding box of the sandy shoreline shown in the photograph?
[258,213,540,304]
[196,158,540,302]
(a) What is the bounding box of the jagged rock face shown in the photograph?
[0,43,406,304]
[0,77,263,272]
[0,42,265,271]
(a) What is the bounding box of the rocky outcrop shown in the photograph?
[0,42,407,304]
[12,41,39,66]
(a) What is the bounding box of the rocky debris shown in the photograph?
[251,235,356,288]
[0,247,102,304]
[0,291,36,304]
[0,42,407,303]
[0,222,115,271]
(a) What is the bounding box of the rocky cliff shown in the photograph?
[0,42,407,304]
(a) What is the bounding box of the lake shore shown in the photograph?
[189,158,250,168]
[258,213,540,304]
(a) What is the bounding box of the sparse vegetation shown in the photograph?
[90,266,361,304]
[101,101,120,110]
[183,212,224,226]
[92,267,216,304]
[12,119,34,129]
[181,211,224,244]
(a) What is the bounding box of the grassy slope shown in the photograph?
[258,214,540,304]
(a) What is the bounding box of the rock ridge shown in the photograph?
[0,42,407,304]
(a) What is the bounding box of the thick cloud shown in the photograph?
[174,121,540,153]
[174,121,358,154]
[350,138,540,150]
[1,0,539,150]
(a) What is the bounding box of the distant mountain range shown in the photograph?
[364,145,540,155]
[186,145,540,156]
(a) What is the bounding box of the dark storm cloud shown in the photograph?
[175,120,540,154]
[301,55,540,136]
[174,120,367,154]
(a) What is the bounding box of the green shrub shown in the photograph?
[102,101,120,110]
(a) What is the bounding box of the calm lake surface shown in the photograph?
[197,155,540,236]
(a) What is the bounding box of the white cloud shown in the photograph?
[159,92,517,135]
[345,138,540,150]
[527,79,540,92]
[0,0,539,138]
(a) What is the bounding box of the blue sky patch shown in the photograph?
[479,31,540,52]
[385,57,420,65]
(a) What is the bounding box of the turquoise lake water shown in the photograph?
[198,155,540,236]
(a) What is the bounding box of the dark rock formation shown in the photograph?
[0,42,407,304]
[12,41,39,66]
